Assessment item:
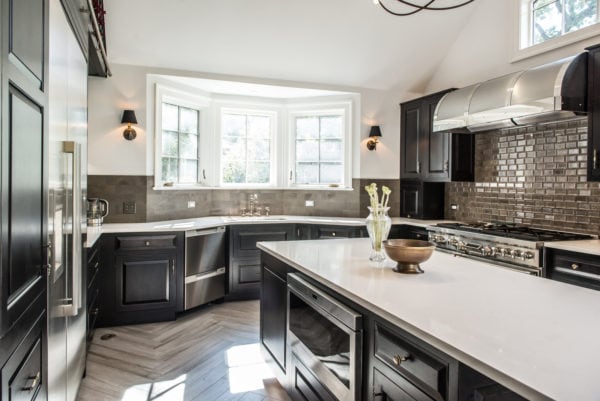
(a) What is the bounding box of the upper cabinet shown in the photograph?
[588,44,600,181]
[61,0,111,77]
[400,90,474,182]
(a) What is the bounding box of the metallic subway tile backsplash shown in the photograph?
[445,118,600,235]
[88,177,400,223]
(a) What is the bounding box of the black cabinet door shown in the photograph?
[401,101,422,179]
[587,44,600,181]
[260,265,287,373]
[115,251,177,313]
[1,0,48,341]
[400,180,445,220]
[400,183,420,219]
[425,97,449,181]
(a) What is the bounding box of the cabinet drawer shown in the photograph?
[373,366,433,401]
[375,323,448,400]
[547,250,600,290]
[116,235,177,250]
[1,320,44,401]
[239,263,261,284]
[231,224,294,259]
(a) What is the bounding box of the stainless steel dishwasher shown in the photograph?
[184,226,227,310]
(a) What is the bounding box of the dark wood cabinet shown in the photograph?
[97,232,184,326]
[310,224,366,239]
[400,180,445,220]
[389,225,429,241]
[400,92,474,182]
[260,253,291,381]
[86,241,102,350]
[587,44,600,181]
[458,364,526,401]
[228,224,295,299]
[544,248,600,290]
[0,0,48,396]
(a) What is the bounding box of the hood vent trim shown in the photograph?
[433,53,588,133]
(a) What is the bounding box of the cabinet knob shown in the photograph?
[571,263,580,270]
[392,353,411,366]
[91,308,99,316]
[145,241,150,246]
[332,232,336,237]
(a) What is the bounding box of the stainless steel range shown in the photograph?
[428,222,593,275]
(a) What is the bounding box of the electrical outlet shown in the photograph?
[451,204,459,210]
[123,201,136,214]
[305,200,315,207]
[187,200,196,208]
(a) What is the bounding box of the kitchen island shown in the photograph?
[258,238,600,401]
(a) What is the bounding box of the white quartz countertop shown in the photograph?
[84,215,454,247]
[257,238,600,401]
[544,239,600,256]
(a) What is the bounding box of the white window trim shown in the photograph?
[153,84,211,189]
[286,101,353,190]
[512,0,600,62]
[217,107,279,188]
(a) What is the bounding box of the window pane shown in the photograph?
[320,139,343,162]
[222,136,246,161]
[320,116,343,138]
[247,162,270,183]
[296,117,319,139]
[222,161,246,183]
[296,163,319,184]
[179,133,198,159]
[533,1,562,44]
[161,157,178,183]
[179,159,198,183]
[296,139,319,162]
[247,115,270,139]
[320,163,342,184]
[180,107,198,134]
[564,0,597,33]
[247,139,270,161]
[223,114,245,137]
[162,131,179,157]
[162,103,179,131]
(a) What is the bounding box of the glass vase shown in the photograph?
[365,206,392,262]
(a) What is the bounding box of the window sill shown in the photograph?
[512,23,600,63]
[152,185,355,191]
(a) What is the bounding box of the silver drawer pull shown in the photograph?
[392,353,411,366]
[22,372,40,391]
[571,263,580,270]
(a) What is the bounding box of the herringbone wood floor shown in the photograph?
[77,300,292,401]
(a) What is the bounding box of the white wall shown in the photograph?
[88,63,408,180]
[426,0,600,92]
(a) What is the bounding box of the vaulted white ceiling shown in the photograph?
[104,0,480,90]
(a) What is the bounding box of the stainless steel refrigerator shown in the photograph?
[47,0,88,400]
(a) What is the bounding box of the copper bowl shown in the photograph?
[383,239,435,274]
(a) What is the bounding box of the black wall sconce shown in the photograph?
[121,109,138,140]
[366,125,382,151]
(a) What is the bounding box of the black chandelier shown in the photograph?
[375,0,476,16]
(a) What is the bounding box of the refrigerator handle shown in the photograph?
[63,141,82,316]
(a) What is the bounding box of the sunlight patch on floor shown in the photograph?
[120,374,187,401]
[226,343,274,394]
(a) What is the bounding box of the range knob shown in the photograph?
[482,246,493,256]
[510,249,521,259]
[457,241,466,251]
[496,247,507,256]
[434,235,447,244]
[521,251,534,260]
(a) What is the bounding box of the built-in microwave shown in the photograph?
[287,273,363,401]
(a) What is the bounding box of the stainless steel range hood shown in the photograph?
[433,53,588,133]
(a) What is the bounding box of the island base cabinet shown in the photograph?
[373,365,434,401]
[458,364,527,401]
[260,252,291,384]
